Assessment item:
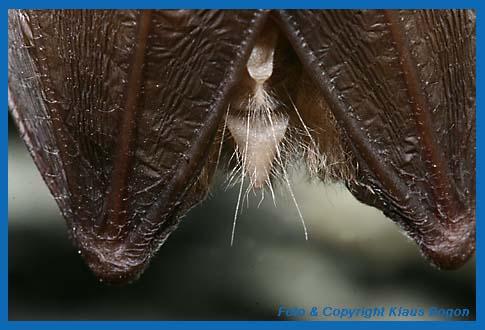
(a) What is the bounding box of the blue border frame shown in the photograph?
[3,0,481,328]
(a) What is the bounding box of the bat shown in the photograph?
[8,9,476,284]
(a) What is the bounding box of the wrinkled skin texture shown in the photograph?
[8,10,475,283]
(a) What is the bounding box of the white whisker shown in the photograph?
[215,105,230,172]
[267,108,309,241]
[266,176,277,207]
[231,112,251,246]
[257,188,265,208]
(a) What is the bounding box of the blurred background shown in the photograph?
[8,118,475,320]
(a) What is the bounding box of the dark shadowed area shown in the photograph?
[8,118,475,320]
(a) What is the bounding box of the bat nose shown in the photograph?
[246,18,278,84]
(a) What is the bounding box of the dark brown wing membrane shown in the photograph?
[8,9,268,283]
[277,10,475,269]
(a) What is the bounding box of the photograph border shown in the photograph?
[3,0,481,328]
